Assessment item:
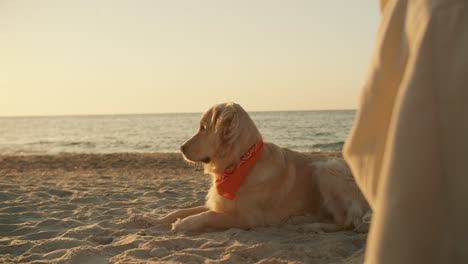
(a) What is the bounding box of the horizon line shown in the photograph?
[0,108,357,118]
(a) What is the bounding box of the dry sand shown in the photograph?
[0,153,366,263]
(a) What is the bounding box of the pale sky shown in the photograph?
[0,0,380,116]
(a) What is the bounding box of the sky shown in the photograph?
[0,0,380,116]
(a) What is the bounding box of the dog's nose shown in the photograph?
[180,145,186,153]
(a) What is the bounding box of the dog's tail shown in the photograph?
[313,159,371,232]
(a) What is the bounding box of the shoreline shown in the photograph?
[0,153,194,177]
[0,152,342,177]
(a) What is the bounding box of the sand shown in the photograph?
[0,153,366,264]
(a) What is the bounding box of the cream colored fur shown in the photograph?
[153,102,370,233]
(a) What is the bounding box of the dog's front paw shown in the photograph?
[171,216,203,232]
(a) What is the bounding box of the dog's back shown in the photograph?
[206,142,369,231]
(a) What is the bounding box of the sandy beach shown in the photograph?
[0,153,366,263]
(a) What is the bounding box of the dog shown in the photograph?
[153,102,370,232]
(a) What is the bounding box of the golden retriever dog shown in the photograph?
[153,102,370,233]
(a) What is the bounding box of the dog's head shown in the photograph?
[180,102,262,167]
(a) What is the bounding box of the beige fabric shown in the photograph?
[344,0,468,263]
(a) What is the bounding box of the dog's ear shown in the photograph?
[215,103,239,144]
[211,105,222,127]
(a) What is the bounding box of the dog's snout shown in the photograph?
[180,145,186,153]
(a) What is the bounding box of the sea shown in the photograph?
[0,110,355,155]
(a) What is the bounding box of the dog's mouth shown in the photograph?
[200,157,211,163]
[181,153,211,164]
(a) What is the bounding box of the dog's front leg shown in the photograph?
[151,206,208,226]
[172,210,245,232]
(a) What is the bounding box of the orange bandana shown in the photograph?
[216,140,264,200]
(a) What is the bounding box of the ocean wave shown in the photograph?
[63,142,96,148]
[312,141,345,150]
[314,132,332,136]
[27,141,96,148]
[26,141,55,145]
